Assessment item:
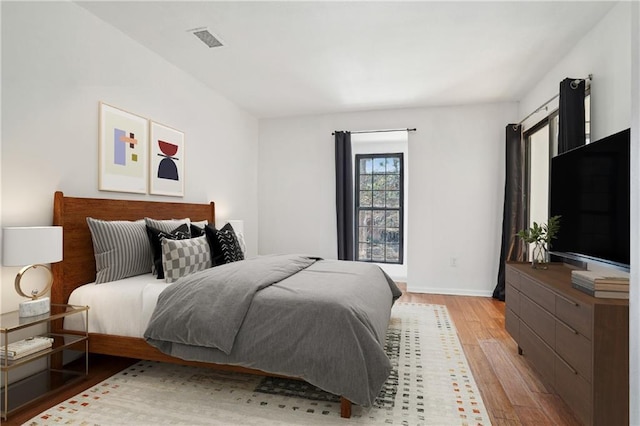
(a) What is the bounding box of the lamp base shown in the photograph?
[19,297,50,317]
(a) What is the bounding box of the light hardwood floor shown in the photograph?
[397,285,580,426]
[6,286,580,425]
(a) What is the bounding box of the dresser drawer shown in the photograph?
[555,354,593,426]
[555,294,592,339]
[520,294,555,347]
[519,322,555,387]
[505,308,519,342]
[505,283,520,315]
[506,263,628,425]
[521,274,555,313]
[505,266,521,290]
[556,320,592,382]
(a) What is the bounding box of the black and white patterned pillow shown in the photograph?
[216,225,245,264]
[161,236,212,283]
[86,217,152,284]
[190,224,206,237]
[204,223,244,265]
[146,224,191,279]
[144,218,192,273]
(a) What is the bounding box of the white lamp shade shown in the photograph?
[2,226,63,266]
[226,220,244,234]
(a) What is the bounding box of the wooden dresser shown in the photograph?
[505,262,629,426]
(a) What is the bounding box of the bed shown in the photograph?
[51,191,401,418]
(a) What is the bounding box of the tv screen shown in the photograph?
[549,128,630,270]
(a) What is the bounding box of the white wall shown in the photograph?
[630,2,639,423]
[0,2,259,313]
[259,103,517,296]
[519,3,631,141]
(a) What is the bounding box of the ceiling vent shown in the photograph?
[190,28,223,48]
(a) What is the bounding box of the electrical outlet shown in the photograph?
[450,257,457,267]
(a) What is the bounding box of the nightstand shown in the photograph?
[1,303,89,420]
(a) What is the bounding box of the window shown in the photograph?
[355,153,404,264]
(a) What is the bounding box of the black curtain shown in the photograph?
[558,78,586,154]
[335,131,354,260]
[493,124,526,301]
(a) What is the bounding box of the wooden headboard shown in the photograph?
[51,191,215,305]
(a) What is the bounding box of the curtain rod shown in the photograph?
[332,128,416,135]
[518,74,592,125]
[518,93,559,125]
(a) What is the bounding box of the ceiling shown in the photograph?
[76,1,616,119]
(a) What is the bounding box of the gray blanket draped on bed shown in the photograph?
[144,254,401,407]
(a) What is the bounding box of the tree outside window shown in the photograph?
[355,153,404,264]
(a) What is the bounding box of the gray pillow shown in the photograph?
[144,217,191,233]
[190,220,208,228]
[161,236,212,283]
[86,217,153,284]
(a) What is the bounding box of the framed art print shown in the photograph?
[99,102,149,194]
[149,121,185,197]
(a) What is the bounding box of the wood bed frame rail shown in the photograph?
[50,191,353,418]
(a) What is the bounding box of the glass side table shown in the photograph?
[1,303,89,420]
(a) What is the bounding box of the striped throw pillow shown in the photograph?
[144,217,192,234]
[86,217,153,284]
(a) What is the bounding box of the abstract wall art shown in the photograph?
[150,121,184,197]
[99,102,149,194]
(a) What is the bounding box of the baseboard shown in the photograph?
[405,285,494,298]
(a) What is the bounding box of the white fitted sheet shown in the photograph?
[64,274,170,338]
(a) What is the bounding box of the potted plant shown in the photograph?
[516,215,561,269]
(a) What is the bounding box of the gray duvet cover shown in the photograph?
[144,254,402,407]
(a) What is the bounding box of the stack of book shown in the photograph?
[571,270,630,299]
[0,336,54,361]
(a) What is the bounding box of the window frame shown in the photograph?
[354,152,404,264]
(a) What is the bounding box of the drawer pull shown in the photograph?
[557,354,578,375]
[557,293,579,307]
[559,320,579,335]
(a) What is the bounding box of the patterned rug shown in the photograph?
[25,303,491,425]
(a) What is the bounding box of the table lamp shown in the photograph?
[2,226,63,317]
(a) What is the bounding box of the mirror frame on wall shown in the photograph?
[522,116,554,261]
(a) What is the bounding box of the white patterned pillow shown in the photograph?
[234,230,247,256]
[86,217,152,284]
[161,236,212,283]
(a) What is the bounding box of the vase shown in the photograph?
[531,242,548,269]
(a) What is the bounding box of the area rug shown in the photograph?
[25,303,491,425]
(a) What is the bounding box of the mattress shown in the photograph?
[64,274,169,337]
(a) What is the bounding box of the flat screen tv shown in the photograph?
[549,128,630,271]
